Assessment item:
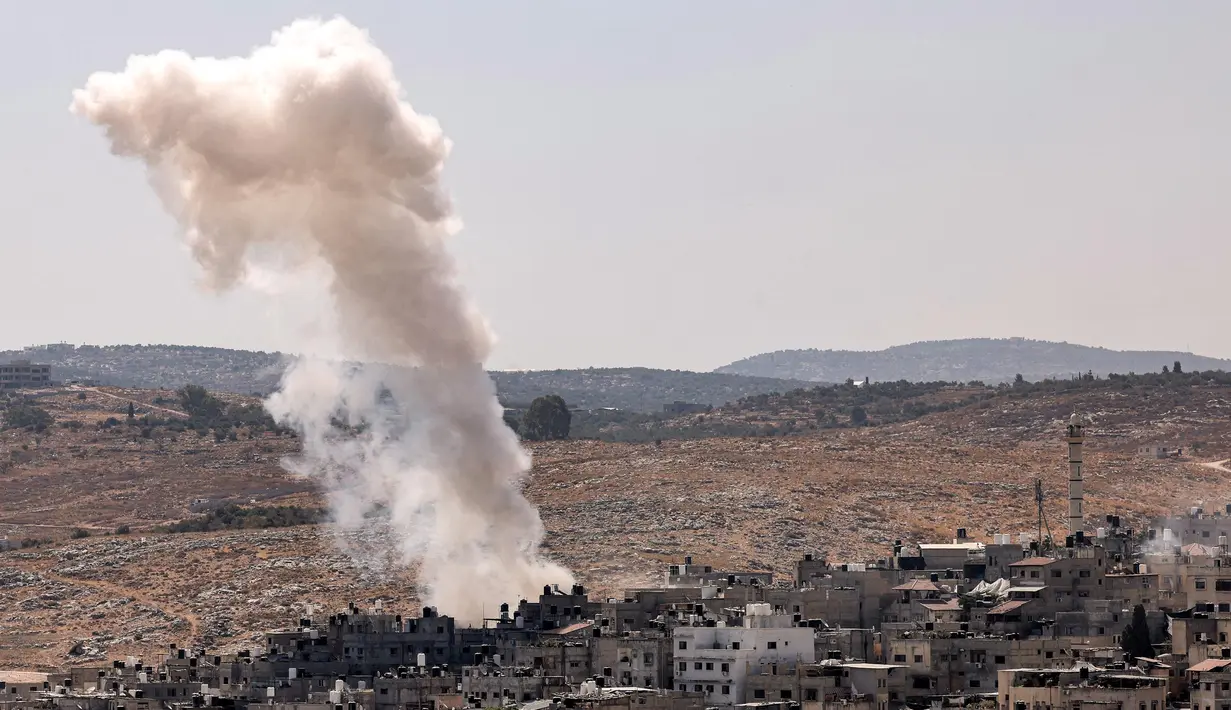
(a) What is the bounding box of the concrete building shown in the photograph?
[889,636,1078,697]
[743,661,907,709]
[672,604,815,706]
[0,361,51,389]
[1189,657,1231,710]
[998,667,1165,710]
[459,664,565,705]
[0,672,49,700]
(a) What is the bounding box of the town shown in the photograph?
[2,414,1229,710]
[4,5,1228,710]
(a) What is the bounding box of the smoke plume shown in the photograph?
[71,17,573,621]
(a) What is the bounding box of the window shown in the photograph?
[894,655,907,662]
[694,685,702,693]
[806,689,818,701]
[705,663,714,671]
[767,641,777,649]
[781,690,793,700]
[679,662,687,672]
[1197,579,1208,590]
[722,686,730,696]
[1046,652,1054,659]
[721,663,730,673]
[678,641,688,650]
[753,690,765,699]
[1030,571,1040,578]
[678,685,685,692]
[694,663,702,671]
[1079,570,1091,578]
[706,685,714,693]
[914,655,923,663]
[1223,683,1230,692]
[995,656,1006,664]
[1051,570,1062,578]
[1217,580,1231,592]
[732,642,740,650]
[970,680,981,688]
[380,689,388,695]
[644,653,654,664]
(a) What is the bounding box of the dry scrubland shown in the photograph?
[2,384,1231,669]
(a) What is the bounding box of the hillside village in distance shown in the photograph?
[5,356,1231,710]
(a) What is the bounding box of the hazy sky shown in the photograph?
[1,2,1228,371]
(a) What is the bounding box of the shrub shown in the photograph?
[70,528,91,539]
[165,504,328,533]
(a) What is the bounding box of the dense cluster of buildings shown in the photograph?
[5,416,1231,710]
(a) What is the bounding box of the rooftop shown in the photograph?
[1010,557,1057,567]
[893,580,943,592]
[988,600,1030,615]
[1188,659,1231,673]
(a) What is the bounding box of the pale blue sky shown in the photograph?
[2,2,1228,370]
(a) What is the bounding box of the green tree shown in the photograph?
[127,401,135,422]
[850,406,868,426]
[1174,361,1183,374]
[1120,604,1153,660]
[3,402,54,432]
[522,395,571,440]
[1014,374,1024,386]
[178,384,225,420]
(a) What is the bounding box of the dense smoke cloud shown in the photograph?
[71,17,573,621]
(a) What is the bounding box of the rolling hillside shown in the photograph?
[1,344,810,413]
[718,338,1231,384]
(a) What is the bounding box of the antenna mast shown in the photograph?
[1035,477,1054,554]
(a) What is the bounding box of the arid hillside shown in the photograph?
[2,382,1230,671]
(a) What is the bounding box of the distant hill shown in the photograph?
[1,344,810,413]
[491,368,814,411]
[716,338,1231,384]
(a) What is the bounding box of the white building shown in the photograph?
[672,604,815,706]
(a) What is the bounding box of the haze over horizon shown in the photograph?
[2,2,1229,371]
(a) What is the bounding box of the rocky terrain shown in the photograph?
[719,337,1231,384]
[2,381,1231,670]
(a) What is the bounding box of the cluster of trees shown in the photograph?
[164,504,327,533]
[169,384,285,441]
[1,399,54,431]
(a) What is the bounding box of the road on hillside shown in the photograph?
[71,386,189,418]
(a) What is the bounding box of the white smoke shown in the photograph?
[71,16,573,621]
